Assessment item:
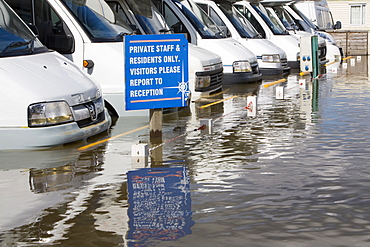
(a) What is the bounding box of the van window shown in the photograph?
[252,4,288,35]
[162,2,191,42]
[268,7,294,30]
[61,0,133,41]
[7,0,75,53]
[0,0,48,57]
[123,0,170,35]
[176,0,224,38]
[217,3,260,39]
[208,6,231,37]
[106,2,133,28]
[235,5,266,38]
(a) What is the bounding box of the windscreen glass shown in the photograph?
[62,0,133,41]
[252,3,288,35]
[0,0,47,57]
[174,0,224,39]
[218,2,260,38]
[125,0,170,34]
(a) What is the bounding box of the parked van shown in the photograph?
[288,3,342,56]
[295,0,341,31]
[106,0,224,101]
[263,0,341,63]
[195,0,290,76]
[6,0,150,118]
[0,0,111,149]
[235,0,327,69]
[152,0,262,84]
[234,0,301,69]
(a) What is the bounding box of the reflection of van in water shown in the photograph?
[106,0,224,102]
[7,0,148,118]
[153,0,263,84]
[0,0,111,149]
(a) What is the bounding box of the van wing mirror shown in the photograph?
[334,21,342,30]
[48,34,75,54]
[28,24,39,35]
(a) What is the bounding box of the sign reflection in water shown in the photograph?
[127,166,193,245]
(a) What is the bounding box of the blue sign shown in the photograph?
[127,166,193,246]
[125,34,189,110]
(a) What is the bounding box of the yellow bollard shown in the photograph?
[263,78,287,88]
[342,56,353,61]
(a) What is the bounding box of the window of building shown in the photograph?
[350,3,366,25]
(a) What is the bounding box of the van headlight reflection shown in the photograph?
[233,61,251,73]
[28,101,74,127]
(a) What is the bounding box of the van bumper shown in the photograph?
[0,110,111,150]
[223,72,262,84]
[288,61,300,69]
[260,67,291,76]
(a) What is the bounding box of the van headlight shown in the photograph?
[195,75,211,88]
[28,101,74,127]
[233,61,251,73]
[261,54,280,63]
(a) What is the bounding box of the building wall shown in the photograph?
[328,0,370,55]
[328,0,370,30]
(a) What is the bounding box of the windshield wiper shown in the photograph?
[0,36,36,57]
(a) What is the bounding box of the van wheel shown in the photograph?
[105,101,118,126]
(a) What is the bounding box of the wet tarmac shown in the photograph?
[1,57,370,246]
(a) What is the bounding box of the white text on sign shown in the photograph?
[129,44,177,53]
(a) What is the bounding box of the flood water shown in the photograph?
[1,57,370,247]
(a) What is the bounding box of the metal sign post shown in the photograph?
[311,36,319,78]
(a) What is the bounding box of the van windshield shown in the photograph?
[290,5,318,30]
[218,3,261,39]
[0,0,47,57]
[125,0,170,34]
[62,0,133,42]
[252,4,289,35]
[174,0,224,39]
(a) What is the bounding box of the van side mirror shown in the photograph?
[219,26,230,37]
[334,21,342,30]
[48,34,75,54]
[28,24,39,35]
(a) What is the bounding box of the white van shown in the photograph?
[0,0,111,149]
[235,0,328,69]
[234,0,301,69]
[6,0,150,118]
[195,0,290,76]
[263,0,341,63]
[105,0,224,102]
[152,0,263,84]
[295,0,341,31]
